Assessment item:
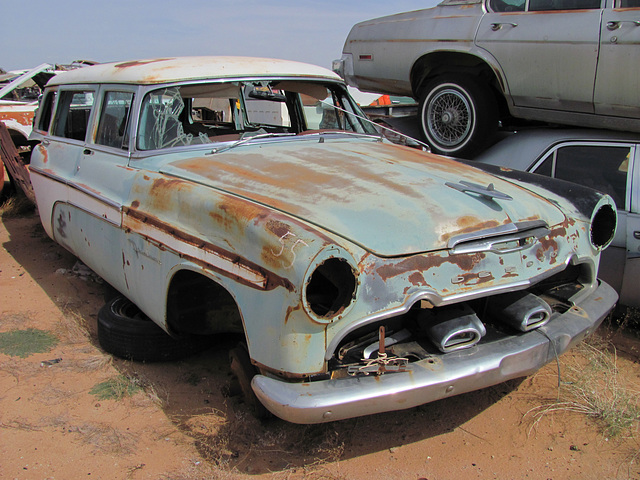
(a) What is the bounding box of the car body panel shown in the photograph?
[28,57,618,423]
[476,128,640,306]
[475,9,601,113]
[158,139,566,256]
[335,0,640,133]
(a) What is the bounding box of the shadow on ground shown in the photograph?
[1,212,525,475]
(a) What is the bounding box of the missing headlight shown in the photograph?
[305,258,356,319]
[591,203,616,250]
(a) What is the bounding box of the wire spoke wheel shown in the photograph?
[427,88,472,146]
[419,75,498,158]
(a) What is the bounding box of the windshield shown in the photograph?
[137,80,378,151]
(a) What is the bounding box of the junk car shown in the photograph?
[0,61,95,198]
[475,128,640,307]
[333,0,640,157]
[29,57,618,423]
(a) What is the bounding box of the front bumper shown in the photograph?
[252,280,617,424]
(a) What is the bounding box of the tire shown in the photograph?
[419,74,498,158]
[229,343,271,419]
[97,296,211,362]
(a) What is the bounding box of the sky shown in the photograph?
[1,0,440,73]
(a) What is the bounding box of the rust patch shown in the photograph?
[408,271,427,286]
[123,206,295,292]
[376,251,486,280]
[114,58,174,69]
[440,218,501,244]
[284,303,302,325]
[0,111,34,127]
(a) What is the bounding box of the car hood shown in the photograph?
[159,138,566,256]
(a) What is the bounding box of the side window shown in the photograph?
[534,152,554,177]
[529,0,600,10]
[490,0,525,12]
[96,91,134,149]
[535,145,630,210]
[51,90,95,141]
[618,0,640,6]
[36,91,57,133]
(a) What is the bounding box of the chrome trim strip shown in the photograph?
[450,226,550,255]
[447,220,549,249]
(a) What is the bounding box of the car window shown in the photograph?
[534,144,631,209]
[617,0,640,6]
[51,90,95,141]
[489,0,525,12]
[95,91,134,149]
[137,81,376,151]
[36,91,57,133]
[243,84,292,128]
[528,0,601,10]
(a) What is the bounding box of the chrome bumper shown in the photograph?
[252,281,617,424]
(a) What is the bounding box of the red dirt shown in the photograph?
[1,211,639,480]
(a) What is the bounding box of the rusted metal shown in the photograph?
[26,56,619,424]
[0,122,34,202]
[123,205,295,292]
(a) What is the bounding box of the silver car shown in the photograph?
[333,0,640,158]
[474,128,640,307]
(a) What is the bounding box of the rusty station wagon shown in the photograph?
[334,0,640,157]
[29,57,617,423]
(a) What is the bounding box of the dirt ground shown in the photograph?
[1,206,640,480]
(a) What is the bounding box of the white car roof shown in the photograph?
[47,56,342,86]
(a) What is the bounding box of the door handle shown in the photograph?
[83,148,94,155]
[491,22,518,31]
[633,231,640,240]
[607,20,640,31]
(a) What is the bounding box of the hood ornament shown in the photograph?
[445,180,513,201]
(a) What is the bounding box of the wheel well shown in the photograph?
[166,270,244,336]
[410,52,508,117]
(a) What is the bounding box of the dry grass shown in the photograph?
[68,422,137,455]
[55,309,91,345]
[0,193,34,218]
[527,339,640,438]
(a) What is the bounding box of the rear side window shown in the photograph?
[52,90,95,141]
[528,0,601,10]
[96,91,134,149]
[36,91,57,133]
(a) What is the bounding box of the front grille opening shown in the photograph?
[329,263,588,377]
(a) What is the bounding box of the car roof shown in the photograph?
[47,56,342,86]
[474,128,640,170]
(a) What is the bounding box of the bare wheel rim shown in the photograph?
[426,87,474,148]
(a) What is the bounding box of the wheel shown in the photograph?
[229,344,271,419]
[97,296,211,362]
[419,74,498,158]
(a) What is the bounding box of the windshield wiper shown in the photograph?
[208,132,297,155]
[316,99,430,150]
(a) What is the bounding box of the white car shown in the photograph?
[334,0,640,157]
[475,128,640,307]
[28,57,617,423]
